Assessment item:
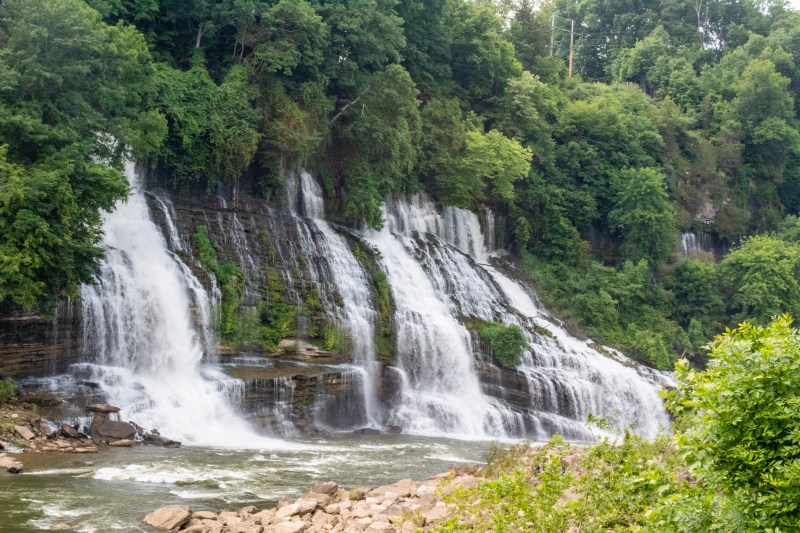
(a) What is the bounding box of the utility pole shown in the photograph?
[550,14,555,56]
[568,19,575,78]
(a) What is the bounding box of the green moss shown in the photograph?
[193,226,244,340]
[349,238,397,360]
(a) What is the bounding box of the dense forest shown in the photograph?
[1,0,799,370]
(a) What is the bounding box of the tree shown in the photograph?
[0,0,164,311]
[609,167,676,263]
[332,64,421,227]
[668,316,800,530]
[720,235,800,323]
[435,130,532,208]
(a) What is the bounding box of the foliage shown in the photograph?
[479,322,527,368]
[665,316,800,530]
[720,235,800,323]
[0,0,164,311]
[609,167,676,263]
[435,433,686,532]
[192,226,244,338]
[0,379,17,404]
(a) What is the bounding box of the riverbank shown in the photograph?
[142,433,688,533]
[144,462,484,533]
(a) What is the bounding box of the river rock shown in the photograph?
[60,424,80,438]
[108,438,134,447]
[0,455,23,473]
[87,403,120,414]
[144,432,181,447]
[308,481,338,496]
[143,505,192,530]
[13,425,35,440]
[193,511,219,520]
[96,420,137,440]
[265,522,304,533]
[20,391,61,406]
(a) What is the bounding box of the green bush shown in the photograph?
[479,322,527,368]
[0,379,17,404]
[665,316,800,530]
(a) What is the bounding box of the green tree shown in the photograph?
[0,0,164,310]
[720,235,800,323]
[609,167,676,263]
[435,130,532,208]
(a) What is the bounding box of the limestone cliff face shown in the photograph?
[0,174,562,436]
[0,303,82,378]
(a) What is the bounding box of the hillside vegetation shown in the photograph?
[1,0,799,368]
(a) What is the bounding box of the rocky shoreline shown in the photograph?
[144,464,483,533]
[0,399,180,473]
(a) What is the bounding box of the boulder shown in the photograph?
[144,432,181,447]
[20,391,61,406]
[307,481,338,496]
[193,511,219,520]
[60,424,80,438]
[0,456,23,473]
[39,420,54,439]
[13,425,35,440]
[96,420,137,440]
[348,488,367,501]
[108,439,134,447]
[143,505,192,530]
[86,403,120,414]
[265,523,304,533]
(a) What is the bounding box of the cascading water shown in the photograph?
[286,171,380,428]
[79,162,284,447]
[680,231,715,257]
[363,198,523,438]
[366,194,670,439]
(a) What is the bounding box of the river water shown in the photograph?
[1,434,490,532]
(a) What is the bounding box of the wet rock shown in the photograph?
[193,511,219,520]
[39,420,55,439]
[353,427,380,435]
[144,432,181,447]
[60,424,80,438]
[20,391,61,406]
[108,439,134,447]
[0,455,23,473]
[385,425,402,434]
[14,425,35,440]
[86,403,120,414]
[143,505,192,530]
[96,420,137,440]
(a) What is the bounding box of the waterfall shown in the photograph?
[79,163,283,448]
[285,171,380,428]
[366,195,670,439]
[680,231,714,257]
[363,198,522,438]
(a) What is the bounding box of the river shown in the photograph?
[1,434,490,532]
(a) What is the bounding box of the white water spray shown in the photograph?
[79,163,292,448]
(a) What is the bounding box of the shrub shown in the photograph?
[0,379,17,404]
[480,322,527,368]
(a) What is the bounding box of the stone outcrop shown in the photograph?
[0,302,82,378]
[145,466,484,533]
[144,505,193,530]
[87,403,121,414]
